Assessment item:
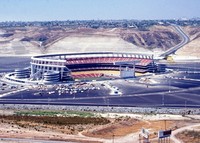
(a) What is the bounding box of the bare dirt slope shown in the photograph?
[0,27,68,56]
[0,110,199,143]
[121,25,181,51]
[46,35,150,54]
[0,41,41,56]
[0,25,184,56]
[176,26,200,58]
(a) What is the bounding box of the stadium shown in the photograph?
[2,52,200,109]
[5,52,165,84]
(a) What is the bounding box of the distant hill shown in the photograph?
[176,26,200,58]
[0,25,199,57]
[120,25,181,50]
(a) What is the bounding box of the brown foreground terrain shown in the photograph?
[0,110,199,143]
[176,130,200,143]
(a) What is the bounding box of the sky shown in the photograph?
[0,0,199,22]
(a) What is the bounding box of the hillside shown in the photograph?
[0,25,189,56]
[46,28,150,54]
[120,25,181,50]
[176,26,200,58]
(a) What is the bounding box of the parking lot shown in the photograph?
[1,57,200,108]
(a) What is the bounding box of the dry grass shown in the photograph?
[0,115,110,136]
[83,117,185,139]
[176,130,200,143]
[0,113,199,142]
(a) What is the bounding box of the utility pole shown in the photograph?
[112,134,114,143]
[185,100,187,108]
[168,78,171,93]
[185,100,187,114]
[162,94,165,106]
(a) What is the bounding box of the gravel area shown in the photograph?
[0,104,199,115]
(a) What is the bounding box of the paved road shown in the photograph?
[1,73,200,108]
[0,138,74,143]
[159,25,190,57]
[1,59,200,109]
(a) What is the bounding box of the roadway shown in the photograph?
[1,58,200,109]
[171,123,200,143]
[0,138,69,143]
[159,25,190,57]
[1,76,200,108]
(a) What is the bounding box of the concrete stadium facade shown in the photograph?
[5,52,163,84]
[30,52,158,82]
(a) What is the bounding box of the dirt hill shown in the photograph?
[0,25,192,56]
[120,25,181,50]
[175,26,200,58]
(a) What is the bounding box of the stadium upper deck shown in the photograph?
[29,52,157,82]
[4,52,164,83]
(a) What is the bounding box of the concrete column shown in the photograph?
[31,64,34,76]
[60,67,63,80]
[47,66,50,71]
[133,62,135,77]
[42,66,45,73]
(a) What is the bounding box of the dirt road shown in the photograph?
[171,123,200,143]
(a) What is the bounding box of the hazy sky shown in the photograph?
[0,0,199,21]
